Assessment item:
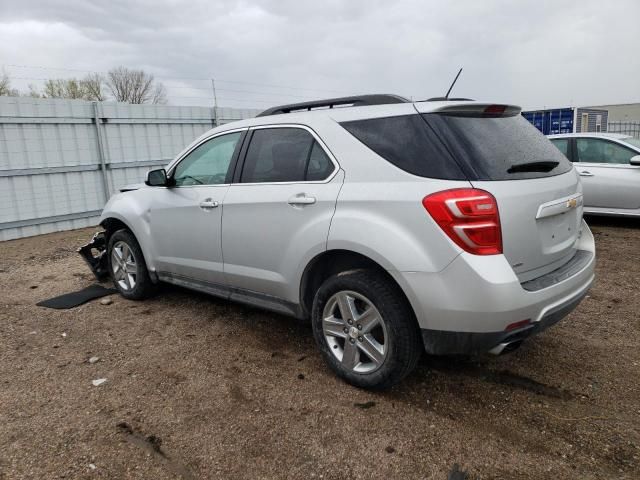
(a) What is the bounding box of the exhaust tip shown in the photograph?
[488,340,523,356]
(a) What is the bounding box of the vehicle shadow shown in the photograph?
[154,281,575,402]
[584,214,639,229]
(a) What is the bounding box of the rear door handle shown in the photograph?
[288,194,316,206]
[578,170,594,177]
[199,199,219,209]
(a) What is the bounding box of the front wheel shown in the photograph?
[107,229,156,300]
[311,270,422,389]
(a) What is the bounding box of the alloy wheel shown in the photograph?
[322,290,388,374]
[111,241,137,291]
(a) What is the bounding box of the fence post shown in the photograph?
[211,78,218,127]
[92,101,111,202]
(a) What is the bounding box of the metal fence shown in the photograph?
[607,121,640,138]
[0,97,259,241]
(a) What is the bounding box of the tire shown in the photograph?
[311,269,422,389]
[107,229,156,300]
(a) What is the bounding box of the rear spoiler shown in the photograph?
[430,103,522,118]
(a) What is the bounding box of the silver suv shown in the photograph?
[80,95,596,389]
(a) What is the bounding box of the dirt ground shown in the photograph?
[0,217,638,480]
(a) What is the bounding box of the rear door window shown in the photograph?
[240,128,334,183]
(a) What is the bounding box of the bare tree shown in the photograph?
[81,73,107,101]
[105,66,167,104]
[151,83,168,105]
[0,71,19,96]
[25,84,42,98]
[2,67,166,103]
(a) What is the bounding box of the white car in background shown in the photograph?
[548,133,640,216]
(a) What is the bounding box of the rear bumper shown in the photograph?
[392,220,595,355]
[419,281,589,355]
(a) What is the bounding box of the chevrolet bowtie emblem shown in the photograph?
[567,198,578,208]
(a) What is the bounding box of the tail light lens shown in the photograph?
[422,188,502,255]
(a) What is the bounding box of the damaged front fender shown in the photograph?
[78,231,110,281]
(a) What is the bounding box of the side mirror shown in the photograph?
[630,155,640,166]
[145,168,168,186]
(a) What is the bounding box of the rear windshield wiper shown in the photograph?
[507,161,559,174]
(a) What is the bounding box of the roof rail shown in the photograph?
[256,94,409,117]
[425,97,475,102]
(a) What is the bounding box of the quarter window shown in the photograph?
[576,138,637,164]
[173,132,242,186]
[241,128,333,183]
[305,142,334,181]
[341,115,466,180]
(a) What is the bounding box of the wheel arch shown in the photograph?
[99,214,157,281]
[100,216,131,239]
[299,249,418,325]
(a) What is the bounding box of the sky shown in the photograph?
[0,0,638,110]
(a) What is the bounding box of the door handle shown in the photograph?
[578,170,594,177]
[199,199,219,209]
[288,194,316,206]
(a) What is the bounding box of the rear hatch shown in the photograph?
[416,102,582,282]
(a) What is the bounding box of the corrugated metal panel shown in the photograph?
[576,108,608,133]
[0,96,260,240]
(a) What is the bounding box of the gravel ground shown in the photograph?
[0,217,638,479]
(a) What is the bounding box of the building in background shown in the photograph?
[582,103,640,138]
[582,103,640,122]
[522,107,608,135]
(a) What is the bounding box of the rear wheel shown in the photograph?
[312,270,422,389]
[107,229,156,300]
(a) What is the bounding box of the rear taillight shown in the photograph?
[422,188,502,255]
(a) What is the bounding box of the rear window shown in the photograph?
[340,113,573,181]
[422,114,573,180]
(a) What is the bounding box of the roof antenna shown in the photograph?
[444,68,463,100]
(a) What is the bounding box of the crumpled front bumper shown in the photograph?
[77,231,109,281]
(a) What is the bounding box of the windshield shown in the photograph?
[622,137,640,150]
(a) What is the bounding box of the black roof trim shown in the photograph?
[256,94,410,117]
[424,97,475,102]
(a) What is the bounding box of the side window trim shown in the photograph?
[224,129,249,184]
[302,140,316,181]
[231,129,253,184]
[568,138,577,163]
[167,128,248,184]
[233,124,339,185]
